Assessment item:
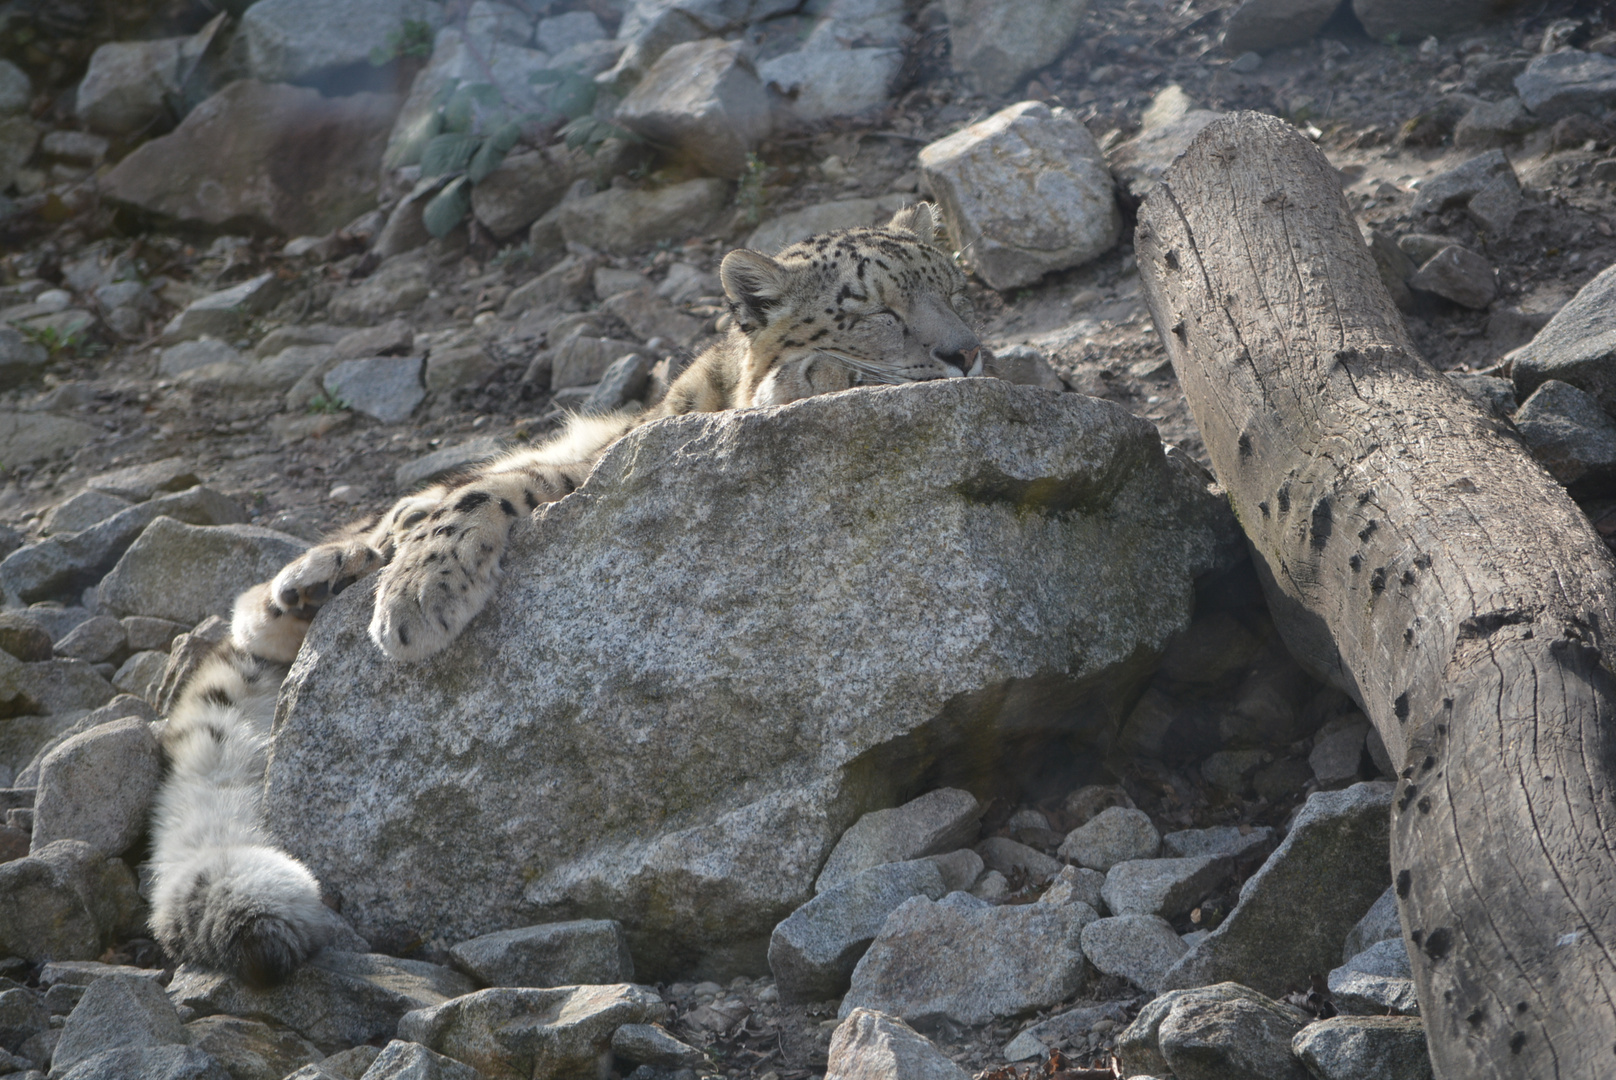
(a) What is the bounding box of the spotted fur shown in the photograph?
[148,203,982,983]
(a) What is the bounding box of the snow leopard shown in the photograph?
[148,202,985,986]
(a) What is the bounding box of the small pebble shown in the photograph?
[329,484,360,504]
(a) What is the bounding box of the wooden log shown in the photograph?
[1134,111,1616,1079]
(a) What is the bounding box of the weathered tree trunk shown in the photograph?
[1134,111,1616,1079]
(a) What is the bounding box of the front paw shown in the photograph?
[271,541,384,617]
[368,557,496,662]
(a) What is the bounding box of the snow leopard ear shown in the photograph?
[887,202,945,248]
[720,248,789,332]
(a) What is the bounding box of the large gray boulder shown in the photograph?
[826,1008,968,1080]
[919,102,1119,290]
[941,0,1090,96]
[614,39,770,179]
[97,518,310,626]
[815,788,982,893]
[0,839,144,962]
[265,381,1238,978]
[1510,261,1616,413]
[1292,1015,1434,1080]
[53,974,189,1076]
[30,717,161,855]
[1161,782,1394,996]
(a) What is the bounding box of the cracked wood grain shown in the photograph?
[1135,111,1616,1079]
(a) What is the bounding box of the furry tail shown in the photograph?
[148,637,336,988]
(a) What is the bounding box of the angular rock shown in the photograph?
[324,356,426,424]
[1513,379,1616,491]
[0,413,101,470]
[159,338,245,375]
[52,616,127,665]
[1155,982,1310,1080]
[557,178,730,254]
[55,1045,232,1080]
[1002,1000,1132,1062]
[549,336,642,392]
[102,81,397,237]
[1221,0,1340,54]
[1107,110,1225,203]
[396,984,665,1080]
[0,652,115,718]
[1309,714,1370,788]
[974,836,1060,883]
[0,486,245,606]
[470,148,577,241]
[1454,96,1536,151]
[264,382,1236,974]
[0,613,51,661]
[40,960,168,988]
[826,1008,969,1080]
[0,60,27,115]
[30,717,160,855]
[1292,1015,1433,1080]
[449,919,634,989]
[1447,372,1516,418]
[770,860,947,1003]
[1411,150,1517,217]
[1351,0,1498,42]
[10,695,154,789]
[501,255,597,320]
[1509,261,1616,413]
[329,257,431,325]
[922,849,984,893]
[97,518,310,626]
[1343,886,1401,961]
[185,1015,324,1080]
[586,353,654,413]
[1161,783,1394,996]
[396,437,506,492]
[75,37,188,137]
[839,894,1097,1025]
[1340,937,1412,980]
[1101,856,1233,919]
[357,1039,485,1080]
[334,321,413,361]
[919,102,1120,290]
[0,839,143,962]
[1328,965,1421,1017]
[44,492,135,536]
[611,1024,706,1068]
[615,40,769,179]
[1079,914,1188,993]
[0,986,48,1053]
[816,789,983,894]
[1407,246,1496,309]
[1515,48,1616,122]
[745,196,910,255]
[54,974,188,1076]
[244,0,443,86]
[941,0,1090,95]
[0,327,46,391]
[1058,806,1160,871]
[168,953,474,1053]
[758,48,904,122]
[1161,825,1276,862]
[113,650,168,700]
[1038,864,1106,909]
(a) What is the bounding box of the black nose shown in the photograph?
[932,343,981,376]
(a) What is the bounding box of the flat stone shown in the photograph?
[1101,856,1234,919]
[817,789,983,894]
[168,952,474,1054]
[84,457,200,503]
[1411,150,1517,216]
[52,615,127,665]
[97,517,307,625]
[745,196,910,256]
[941,0,1090,95]
[448,919,634,988]
[185,1015,324,1080]
[43,491,134,537]
[324,356,426,423]
[611,1024,706,1069]
[160,274,283,345]
[396,436,507,491]
[839,894,1097,1025]
[1509,261,1616,414]
[1161,782,1394,997]
[0,412,102,469]
[31,717,160,855]
[1341,937,1412,980]
[102,80,397,237]
[1221,0,1341,53]
[243,0,443,85]
[1002,1000,1131,1062]
[0,486,245,606]
[1058,806,1161,871]
[1327,967,1421,1017]
[1407,245,1496,309]
[770,860,948,1003]
[758,47,904,122]
[1513,379,1616,491]
[1160,825,1276,862]
[919,101,1120,290]
[615,39,769,179]
[1079,914,1188,993]
[54,974,188,1076]
[40,961,167,987]
[396,984,665,1080]
[557,179,730,254]
[1515,48,1616,122]
[1292,1015,1433,1080]
[0,839,143,962]
[0,652,115,717]
[826,1008,969,1080]
[333,320,413,360]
